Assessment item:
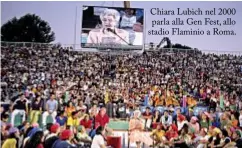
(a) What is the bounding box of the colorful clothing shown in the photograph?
[129,118,152,145]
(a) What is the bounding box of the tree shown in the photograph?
[1,14,55,43]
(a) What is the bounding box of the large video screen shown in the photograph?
[81,6,144,50]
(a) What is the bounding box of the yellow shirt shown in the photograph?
[67,117,79,127]
[151,129,165,139]
[2,138,16,148]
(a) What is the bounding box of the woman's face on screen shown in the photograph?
[102,15,116,28]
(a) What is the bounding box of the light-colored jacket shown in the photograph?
[161,115,172,126]
[87,28,129,45]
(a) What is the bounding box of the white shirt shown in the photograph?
[120,15,136,28]
[239,114,242,127]
[91,135,105,148]
[177,120,189,131]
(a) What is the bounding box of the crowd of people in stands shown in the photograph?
[1,44,242,148]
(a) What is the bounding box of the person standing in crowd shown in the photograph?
[11,94,29,126]
[42,93,58,127]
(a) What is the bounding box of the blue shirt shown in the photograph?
[56,116,67,126]
[46,99,58,111]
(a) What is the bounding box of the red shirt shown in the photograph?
[80,119,92,129]
[142,112,152,117]
[37,144,44,148]
[165,131,178,140]
[95,113,109,128]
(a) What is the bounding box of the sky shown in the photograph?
[1,1,242,53]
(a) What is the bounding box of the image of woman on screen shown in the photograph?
[87,9,129,45]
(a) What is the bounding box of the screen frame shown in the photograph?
[80,5,145,51]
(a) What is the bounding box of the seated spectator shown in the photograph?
[189,116,200,134]
[210,116,221,128]
[76,100,87,112]
[11,94,28,126]
[174,124,192,148]
[76,125,92,144]
[24,130,44,148]
[200,113,209,129]
[195,128,210,148]
[177,114,188,131]
[42,94,58,127]
[56,111,67,127]
[220,113,231,129]
[142,107,152,130]
[129,110,153,148]
[231,130,242,147]
[161,110,172,130]
[164,124,179,146]
[65,101,76,117]
[151,110,161,128]
[29,96,43,124]
[231,114,239,128]
[91,126,106,148]
[44,124,60,148]
[1,113,9,127]
[45,123,60,140]
[150,124,166,146]
[2,127,19,148]
[89,104,99,119]
[67,111,79,132]
[22,127,34,148]
[52,129,76,148]
[207,127,222,147]
[95,107,111,135]
[80,114,92,130]
[173,108,181,125]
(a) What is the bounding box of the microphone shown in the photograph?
[106,28,132,45]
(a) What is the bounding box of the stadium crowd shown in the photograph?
[1,44,242,148]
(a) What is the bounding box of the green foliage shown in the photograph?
[1,14,55,43]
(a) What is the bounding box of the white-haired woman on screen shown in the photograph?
[87,9,129,45]
[128,110,152,148]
